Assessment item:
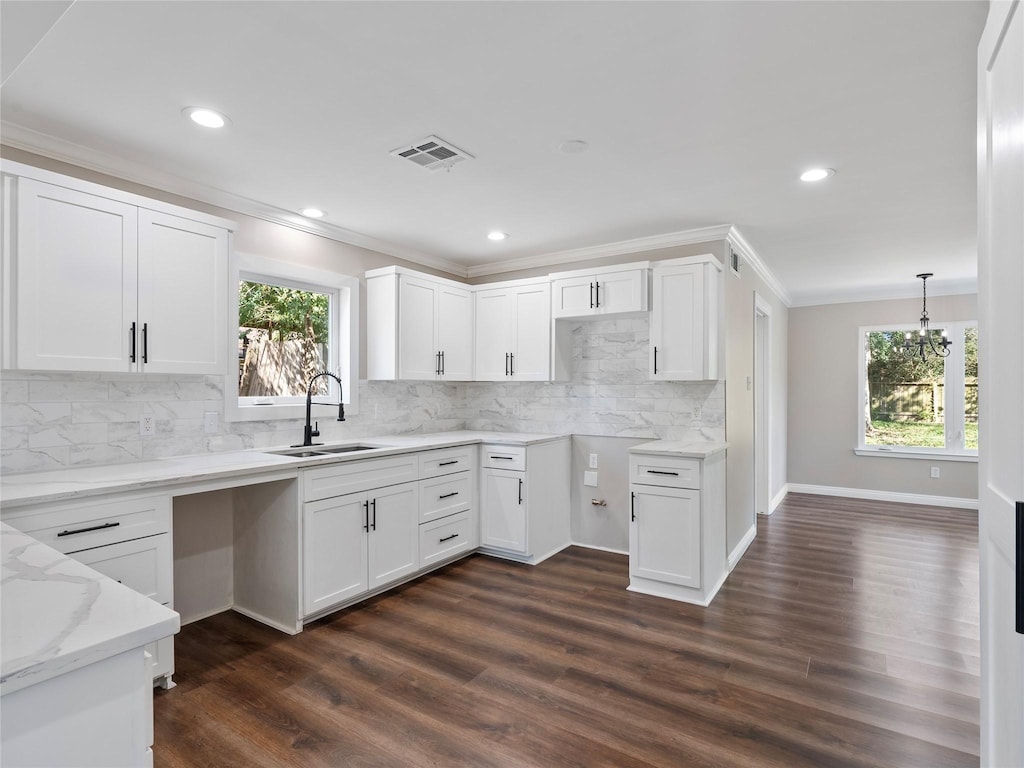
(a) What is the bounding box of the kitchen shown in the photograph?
[0,1,1019,766]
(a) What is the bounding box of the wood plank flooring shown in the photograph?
[154,493,979,767]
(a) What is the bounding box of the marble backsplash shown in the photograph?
[1,316,724,473]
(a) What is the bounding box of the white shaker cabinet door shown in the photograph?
[474,287,514,380]
[14,178,138,371]
[137,210,227,374]
[510,282,550,381]
[366,481,419,590]
[630,485,701,588]
[436,283,473,380]
[303,493,369,616]
[480,468,527,553]
[398,276,440,380]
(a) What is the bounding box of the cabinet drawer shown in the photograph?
[303,454,419,501]
[73,534,173,604]
[630,455,701,489]
[418,445,474,479]
[3,494,171,554]
[419,511,473,567]
[419,471,472,522]
[480,444,526,471]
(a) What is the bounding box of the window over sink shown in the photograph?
[225,253,358,422]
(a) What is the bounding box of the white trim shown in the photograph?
[786,483,978,510]
[854,447,978,462]
[465,225,733,278]
[727,523,757,569]
[179,603,233,627]
[726,226,792,306]
[753,293,772,517]
[570,542,629,556]
[790,281,978,308]
[231,605,301,635]
[1,126,468,277]
[770,483,789,513]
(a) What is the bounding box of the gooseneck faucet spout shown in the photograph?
[295,371,345,447]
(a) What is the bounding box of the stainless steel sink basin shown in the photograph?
[314,444,379,454]
[265,444,381,458]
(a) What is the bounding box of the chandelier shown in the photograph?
[900,273,951,362]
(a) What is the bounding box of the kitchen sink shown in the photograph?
[314,444,380,454]
[264,444,382,458]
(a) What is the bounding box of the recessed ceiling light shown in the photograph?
[487,231,509,241]
[183,107,228,128]
[559,139,589,154]
[300,208,326,219]
[800,168,835,182]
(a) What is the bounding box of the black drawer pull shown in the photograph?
[491,455,514,461]
[1016,501,1023,635]
[57,521,120,537]
[439,492,459,499]
[439,533,460,543]
[647,470,680,476]
[439,460,459,467]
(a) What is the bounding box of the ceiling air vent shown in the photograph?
[390,135,474,172]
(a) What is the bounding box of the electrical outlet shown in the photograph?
[930,466,940,479]
[203,412,218,434]
[140,416,155,436]
[589,453,598,469]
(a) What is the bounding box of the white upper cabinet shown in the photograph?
[650,255,723,381]
[366,267,472,381]
[2,162,233,374]
[473,279,550,381]
[550,264,648,318]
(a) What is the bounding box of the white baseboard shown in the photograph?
[231,604,302,635]
[728,523,757,570]
[571,541,629,556]
[785,483,978,510]
[769,484,789,513]
[179,603,232,627]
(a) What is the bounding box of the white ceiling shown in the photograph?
[0,0,986,305]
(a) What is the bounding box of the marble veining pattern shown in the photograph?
[1,315,722,471]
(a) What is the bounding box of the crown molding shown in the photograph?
[725,226,792,307]
[0,122,471,278]
[788,278,978,308]
[465,224,734,278]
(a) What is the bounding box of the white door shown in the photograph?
[978,3,1024,764]
[137,210,227,374]
[630,485,701,588]
[366,481,419,590]
[436,284,472,380]
[511,283,551,381]
[651,263,704,380]
[398,276,439,379]
[474,287,513,380]
[480,468,527,553]
[303,493,368,616]
[15,179,138,371]
[592,269,645,314]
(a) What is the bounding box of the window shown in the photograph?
[226,253,358,422]
[857,322,977,458]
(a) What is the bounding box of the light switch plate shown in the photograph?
[588,453,598,469]
[583,470,598,487]
[204,412,218,434]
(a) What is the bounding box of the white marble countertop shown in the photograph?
[0,430,568,509]
[1,523,180,696]
[628,439,728,458]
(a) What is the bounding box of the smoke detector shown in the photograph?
[391,135,474,172]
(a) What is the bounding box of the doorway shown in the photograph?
[754,294,771,516]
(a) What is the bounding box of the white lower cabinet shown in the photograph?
[302,481,418,618]
[419,510,473,567]
[480,467,527,553]
[628,449,727,606]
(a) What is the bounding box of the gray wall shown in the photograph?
[569,435,650,552]
[788,294,978,501]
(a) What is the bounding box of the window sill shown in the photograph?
[854,447,978,463]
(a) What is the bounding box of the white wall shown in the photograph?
[788,294,978,502]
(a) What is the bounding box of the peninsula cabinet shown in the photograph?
[550,263,649,318]
[473,279,551,381]
[628,447,728,606]
[1,161,233,374]
[649,255,723,381]
[478,438,570,564]
[366,266,472,381]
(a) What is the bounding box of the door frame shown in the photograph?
[753,293,772,516]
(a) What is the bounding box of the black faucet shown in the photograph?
[294,371,346,447]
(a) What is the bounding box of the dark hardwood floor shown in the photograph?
[154,493,979,767]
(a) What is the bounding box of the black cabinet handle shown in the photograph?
[518,478,523,505]
[590,282,594,309]
[631,491,635,522]
[647,470,680,476]
[491,455,514,461]
[509,353,514,376]
[129,322,137,363]
[1017,501,1023,635]
[595,281,600,308]
[505,352,510,376]
[654,346,658,375]
[371,498,377,531]
[142,323,148,364]
[439,491,459,499]
[439,533,459,543]
[439,460,458,467]
[441,350,445,375]
[435,351,440,375]
[58,521,120,538]
[363,500,369,532]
